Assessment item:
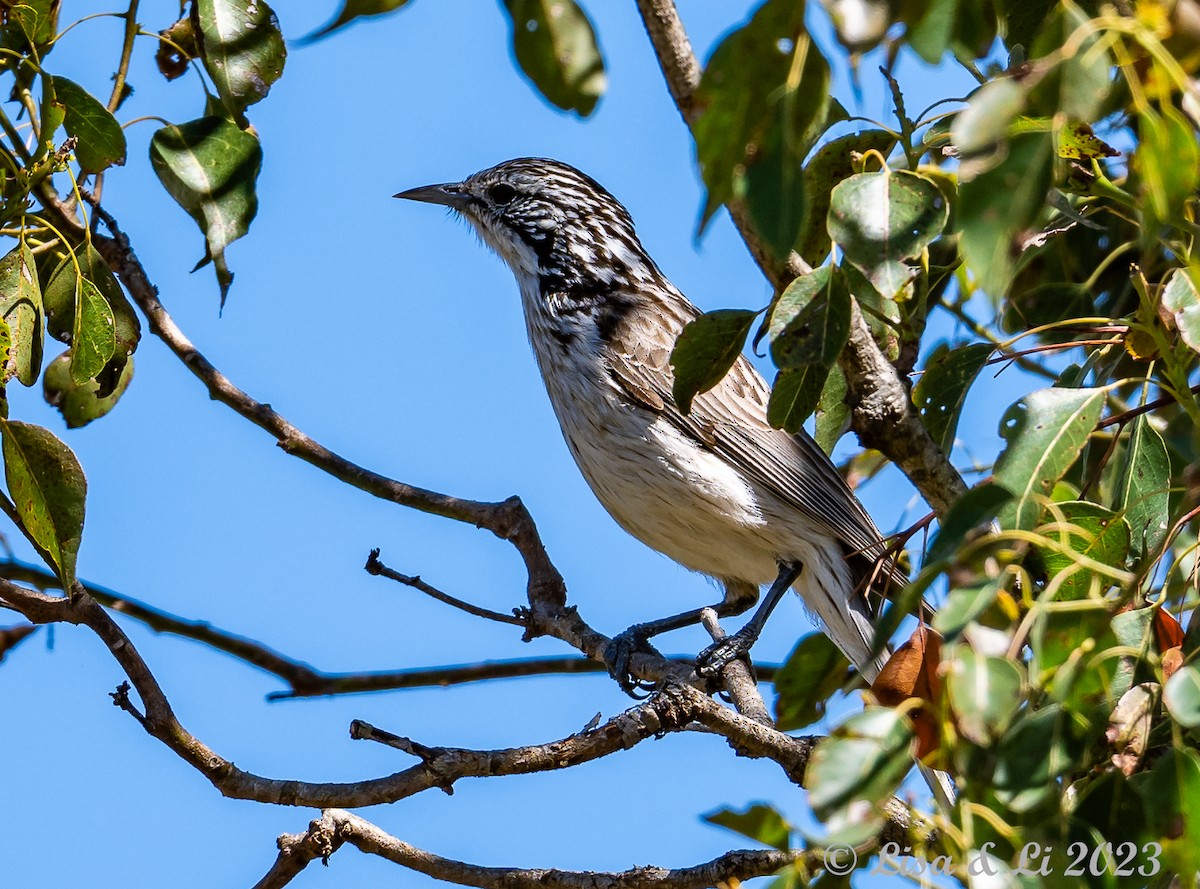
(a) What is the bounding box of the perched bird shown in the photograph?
[395,158,904,689]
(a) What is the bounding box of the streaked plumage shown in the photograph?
[396,157,903,682]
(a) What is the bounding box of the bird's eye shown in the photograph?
[488,183,518,205]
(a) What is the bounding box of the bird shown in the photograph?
[394,158,905,691]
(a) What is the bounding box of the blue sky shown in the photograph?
[1,2,1021,886]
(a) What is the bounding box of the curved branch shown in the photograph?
[255,809,811,889]
[633,0,967,515]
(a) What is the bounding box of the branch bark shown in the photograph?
[633,0,967,515]
[255,808,814,889]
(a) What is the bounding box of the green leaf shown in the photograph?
[1034,501,1130,601]
[932,576,1002,638]
[1030,604,1116,704]
[913,342,992,455]
[1162,266,1200,355]
[694,0,830,253]
[774,632,851,731]
[669,309,756,414]
[993,386,1106,530]
[0,243,43,386]
[994,703,1083,812]
[946,646,1024,743]
[43,351,133,429]
[69,278,116,386]
[767,365,828,433]
[702,803,792,851]
[926,481,1013,564]
[1135,748,1200,879]
[957,132,1054,296]
[1136,107,1200,235]
[1027,4,1111,121]
[502,0,605,117]
[196,0,286,115]
[906,0,956,63]
[150,117,262,306]
[950,78,1026,168]
[1,0,59,64]
[43,247,140,396]
[797,129,898,266]
[814,364,848,455]
[806,708,914,824]
[1114,415,1170,561]
[302,0,412,42]
[50,77,126,173]
[827,170,948,269]
[1002,0,1056,51]
[768,265,851,369]
[1166,663,1200,728]
[0,419,86,588]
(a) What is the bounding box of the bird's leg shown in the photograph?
[695,562,803,680]
[605,579,758,696]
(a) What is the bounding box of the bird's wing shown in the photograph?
[605,313,904,587]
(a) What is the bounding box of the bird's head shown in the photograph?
[395,158,657,294]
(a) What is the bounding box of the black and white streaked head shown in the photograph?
[395,158,667,301]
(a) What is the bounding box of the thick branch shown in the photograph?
[255,808,811,889]
[38,188,566,610]
[634,0,967,515]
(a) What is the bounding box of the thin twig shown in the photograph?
[365,548,524,625]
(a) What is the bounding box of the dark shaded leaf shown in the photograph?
[150,117,262,305]
[767,365,827,433]
[69,278,115,386]
[774,632,851,730]
[1,0,59,66]
[957,132,1054,296]
[797,129,898,266]
[905,0,956,63]
[814,364,848,455]
[669,309,756,414]
[913,341,992,455]
[51,77,126,172]
[502,0,605,117]
[932,576,1002,638]
[302,0,411,42]
[1114,415,1170,561]
[196,0,286,115]
[1135,748,1200,879]
[994,703,1084,812]
[0,242,42,386]
[0,419,85,588]
[993,386,1106,530]
[926,481,1013,563]
[827,170,947,269]
[1027,4,1111,121]
[43,351,133,428]
[1002,0,1056,51]
[702,803,792,851]
[769,265,851,370]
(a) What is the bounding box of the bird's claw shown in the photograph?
[605,626,662,698]
[696,629,756,680]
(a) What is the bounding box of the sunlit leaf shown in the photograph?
[1165,663,1200,728]
[150,117,262,305]
[946,646,1024,744]
[50,77,126,172]
[0,419,85,588]
[993,386,1106,530]
[1033,500,1130,600]
[502,0,605,117]
[196,0,286,115]
[1056,121,1118,161]
[827,170,947,269]
[1162,266,1200,354]
[932,576,1002,638]
[702,803,792,851]
[905,0,956,63]
[951,78,1026,169]
[43,351,133,429]
[669,309,756,414]
[0,242,42,386]
[69,278,115,386]
[913,342,992,455]
[302,0,411,42]
[774,632,851,730]
[806,708,914,828]
[1114,415,1171,560]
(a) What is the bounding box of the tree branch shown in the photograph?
[254,808,814,889]
[633,0,967,515]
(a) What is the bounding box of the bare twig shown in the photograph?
[633,0,967,515]
[365,548,524,625]
[254,809,813,889]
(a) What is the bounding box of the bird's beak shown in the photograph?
[393,182,472,210]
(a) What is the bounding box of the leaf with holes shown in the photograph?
[196,0,286,115]
[51,77,126,173]
[150,117,262,306]
[0,243,43,386]
[913,342,992,455]
[669,309,756,415]
[502,0,605,117]
[303,0,412,42]
[994,386,1106,530]
[1162,266,1200,354]
[0,419,86,588]
[828,170,947,270]
[1034,501,1130,600]
[702,803,792,851]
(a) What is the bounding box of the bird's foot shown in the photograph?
[604,625,664,698]
[695,627,758,681]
